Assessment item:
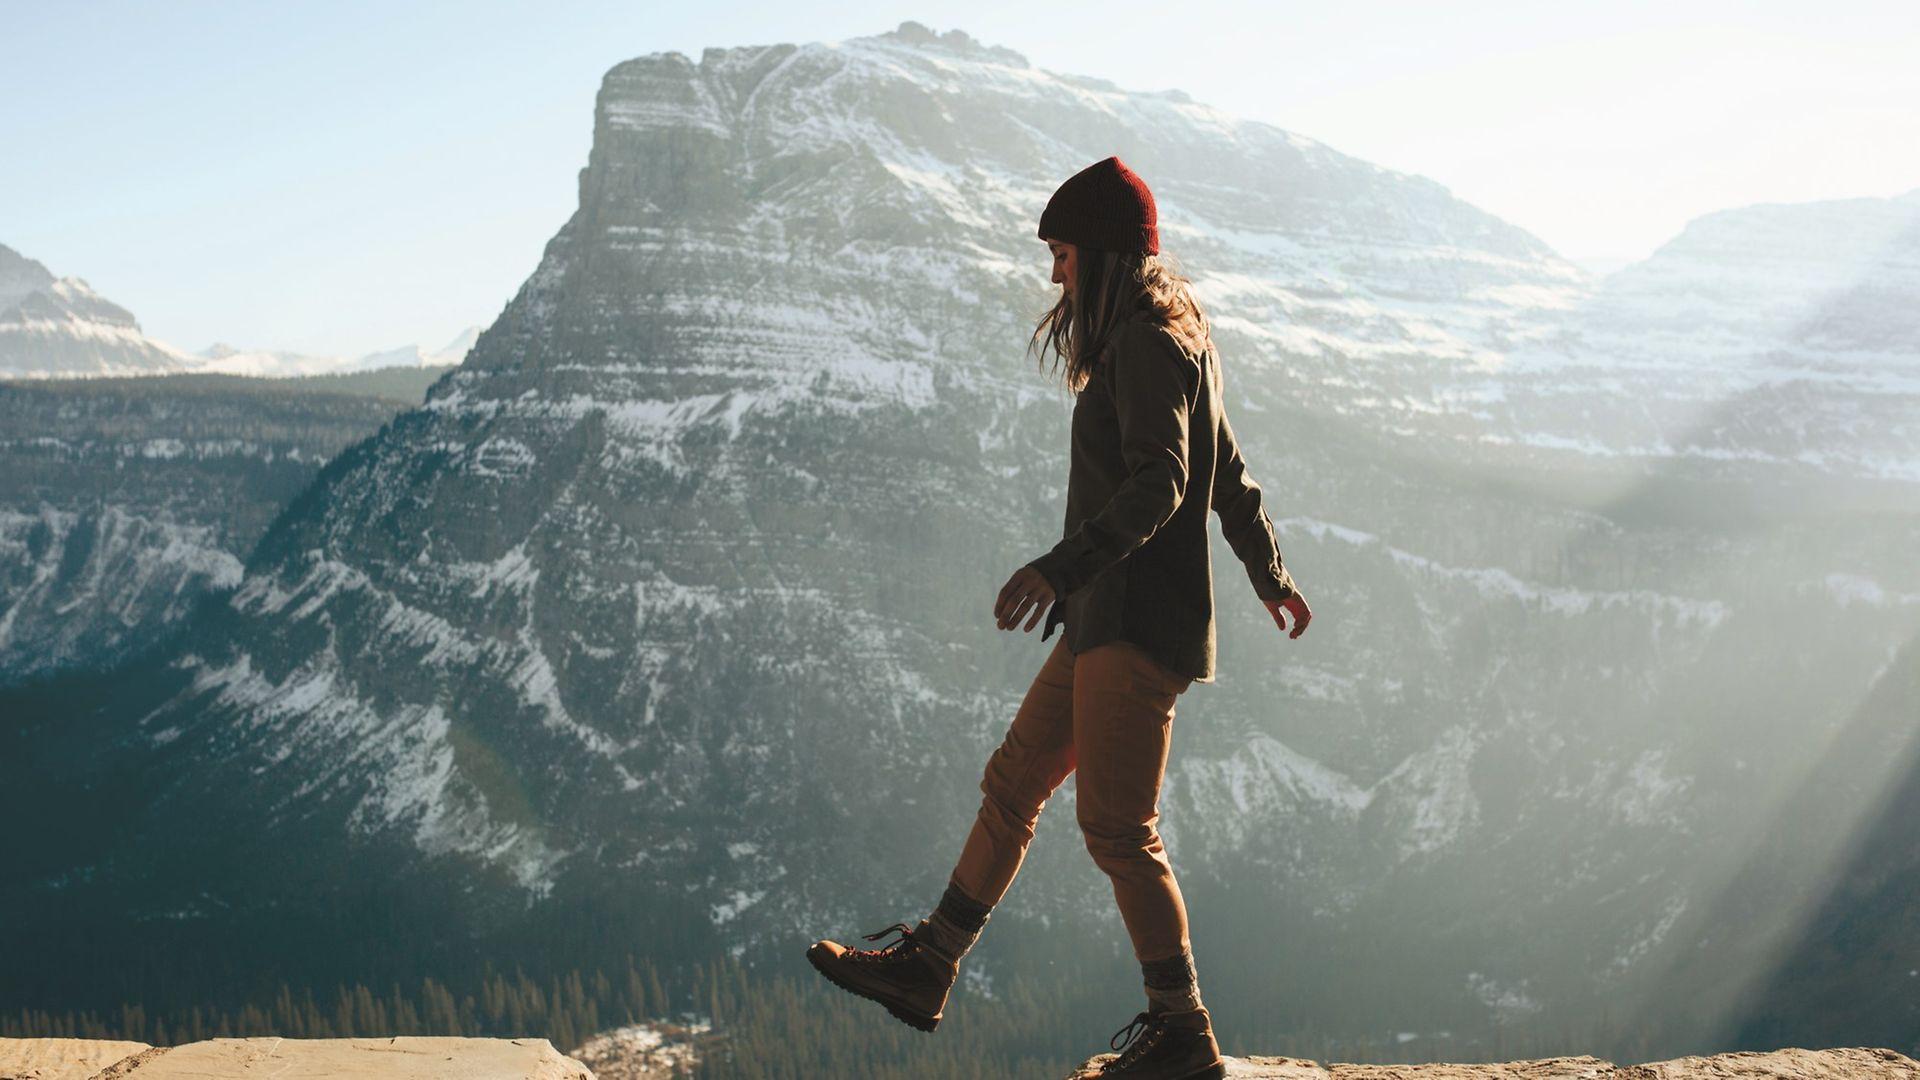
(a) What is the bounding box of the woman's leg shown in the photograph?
[948,633,1080,907]
[930,633,1080,957]
[1071,639,1203,1013]
[803,636,1079,1031]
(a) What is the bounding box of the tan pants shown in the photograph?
[948,633,1195,963]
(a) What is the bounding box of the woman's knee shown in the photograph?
[979,742,1072,828]
[1076,807,1162,862]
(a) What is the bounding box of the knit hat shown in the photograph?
[1036,155,1159,254]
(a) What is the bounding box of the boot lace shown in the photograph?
[1107,1010,1164,1070]
[846,922,922,962]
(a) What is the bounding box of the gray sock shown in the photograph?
[919,879,992,962]
[1142,949,1204,1015]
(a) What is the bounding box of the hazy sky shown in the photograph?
[6,0,1917,357]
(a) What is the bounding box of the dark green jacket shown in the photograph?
[1027,313,1295,684]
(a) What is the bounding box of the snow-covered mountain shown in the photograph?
[193,327,483,376]
[3,21,1915,1056]
[355,326,482,369]
[0,242,482,379]
[1486,190,1920,480]
[0,244,192,377]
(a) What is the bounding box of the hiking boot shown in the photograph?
[806,919,959,1033]
[1094,1005,1226,1078]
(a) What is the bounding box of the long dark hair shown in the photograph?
[1029,247,1215,393]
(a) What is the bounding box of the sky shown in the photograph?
[5,0,1918,358]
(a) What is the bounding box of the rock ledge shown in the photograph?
[1067,1047,1920,1079]
[0,1036,591,1079]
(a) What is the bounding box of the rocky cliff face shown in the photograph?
[0,375,432,682]
[3,21,1915,1057]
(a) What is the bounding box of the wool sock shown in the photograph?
[918,878,993,963]
[1142,948,1205,1016]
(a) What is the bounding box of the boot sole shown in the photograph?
[806,944,942,1033]
[1097,1063,1226,1079]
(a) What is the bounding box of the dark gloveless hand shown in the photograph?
[1264,589,1313,640]
[994,565,1058,632]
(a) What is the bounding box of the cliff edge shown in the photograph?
[0,1036,591,1079]
[1067,1047,1920,1079]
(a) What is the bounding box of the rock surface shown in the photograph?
[569,1020,715,1078]
[0,1037,153,1079]
[0,1036,591,1079]
[1067,1048,1920,1079]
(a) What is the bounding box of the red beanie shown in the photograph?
[1036,155,1159,255]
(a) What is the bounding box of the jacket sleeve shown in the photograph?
[1212,406,1297,603]
[1025,323,1198,598]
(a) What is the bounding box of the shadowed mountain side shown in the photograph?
[0,371,447,684]
[1697,635,1920,1053]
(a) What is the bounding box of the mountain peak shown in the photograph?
[0,242,58,315]
[868,20,1030,66]
[0,246,187,377]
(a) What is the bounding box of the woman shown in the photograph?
[808,155,1312,1080]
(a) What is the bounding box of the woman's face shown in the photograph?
[1046,239,1077,298]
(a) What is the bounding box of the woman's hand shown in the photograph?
[1264,590,1312,640]
[995,566,1058,632]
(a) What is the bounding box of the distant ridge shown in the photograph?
[0,241,482,379]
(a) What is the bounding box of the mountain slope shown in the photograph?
[0,374,438,683]
[1493,190,1920,479]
